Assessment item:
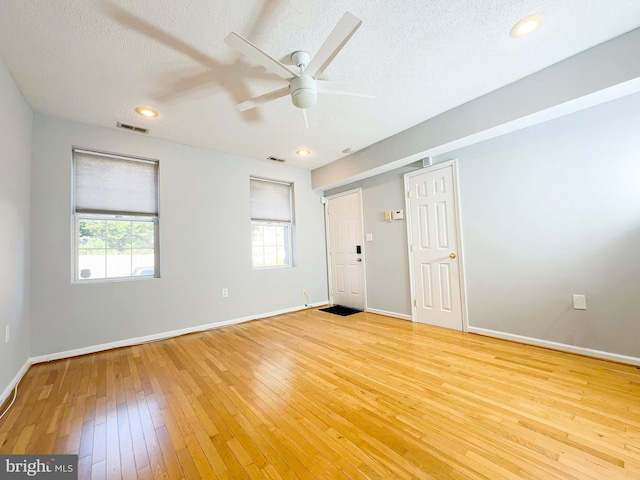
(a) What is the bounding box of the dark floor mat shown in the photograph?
[319,305,363,316]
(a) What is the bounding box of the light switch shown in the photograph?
[572,294,587,310]
[366,233,373,242]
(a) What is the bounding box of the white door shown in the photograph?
[326,190,366,310]
[406,163,464,330]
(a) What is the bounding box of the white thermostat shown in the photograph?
[392,210,404,220]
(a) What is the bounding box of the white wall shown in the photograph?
[30,114,328,357]
[330,92,640,359]
[0,59,32,394]
[450,91,640,358]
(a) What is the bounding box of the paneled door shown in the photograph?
[326,190,366,310]
[406,163,464,330]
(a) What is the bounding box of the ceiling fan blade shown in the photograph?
[317,80,375,98]
[302,108,318,129]
[225,32,297,79]
[305,12,362,78]
[236,86,290,112]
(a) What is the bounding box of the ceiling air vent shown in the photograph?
[266,156,286,163]
[117,122,149,134]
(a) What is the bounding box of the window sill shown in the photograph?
[73,275,159,285]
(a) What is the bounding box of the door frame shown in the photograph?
[323,188,368,309]
[404,159,469,331]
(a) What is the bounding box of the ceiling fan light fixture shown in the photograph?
[290,74,317,109]
[135,106,158,118]
[510,15,542,38]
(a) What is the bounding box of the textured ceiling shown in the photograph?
[1,1,639,169]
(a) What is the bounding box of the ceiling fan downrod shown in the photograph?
[289,51,317,109]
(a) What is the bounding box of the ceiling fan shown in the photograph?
[224,12,374,126]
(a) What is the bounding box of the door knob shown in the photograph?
[449,253,457,259]
[357,258,362,262]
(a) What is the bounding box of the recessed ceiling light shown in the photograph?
[296,149,310,157]
[342,147,355,154]
[510,15,542,38]
[135,107,158,118]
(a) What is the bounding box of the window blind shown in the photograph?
[74,150,158,216]
[250,178,292,222]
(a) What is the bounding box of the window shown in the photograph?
[73,149,159,281]
[250,177,293,268]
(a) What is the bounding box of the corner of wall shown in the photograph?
[0,57,33,402]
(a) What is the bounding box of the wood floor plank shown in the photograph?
[190,419,231,479]
[10,424,34,454]
[1,310,639,479]
[184,434,216,479]
[155,426,185,480]
[92,459,107,480]
[92,420,107,465]
[136,392,169,480]
[117,402,137,479]
[106,402,122,479]
[78,455,93,480]
[174,447,200,480]
[79,419,96,459]
[127,399,151,472]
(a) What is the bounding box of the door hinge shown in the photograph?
[413,299,417,307]
[407,190,412,198]
[410,245,415,252]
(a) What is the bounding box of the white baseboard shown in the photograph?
[0,359,32,408]
[365,307,412,321]
[468,326,640,366]
[30,302,327,365]
[3,303,330,407]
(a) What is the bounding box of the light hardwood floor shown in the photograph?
[1,309,639,479]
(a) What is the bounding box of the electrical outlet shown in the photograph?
[302,289,307,296]
[222,288,229,298]
[5,325,9,343]
[573,294,587,310]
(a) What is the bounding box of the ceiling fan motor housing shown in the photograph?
[290,74,317,109]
